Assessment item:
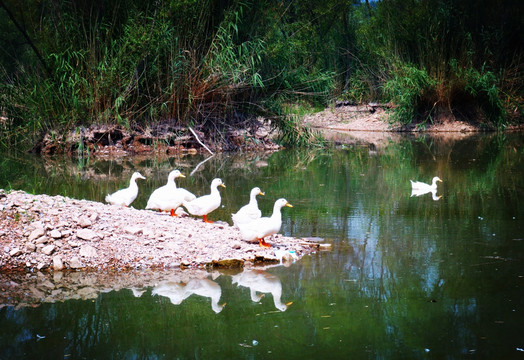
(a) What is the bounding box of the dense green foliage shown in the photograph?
[0,0,522,148]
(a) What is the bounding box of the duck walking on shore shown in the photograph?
[105,172,146,207]
[237,198,292,248]
[183,178,226,223]
[146,170,196,216]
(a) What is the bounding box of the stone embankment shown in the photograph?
[0,189,320,273]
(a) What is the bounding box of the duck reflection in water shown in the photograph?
[130,288,147,297]
[410,188,442,201]
[232,269,292,312]
[152,277,226,313]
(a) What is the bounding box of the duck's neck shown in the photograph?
[167,176,177,188]
[210,185,221,197]
[271,204,283,221]
[248,194,258,207]
[129,177,139,189]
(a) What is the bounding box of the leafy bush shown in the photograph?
[382,63,436,124]
[0,0,522,149]
[449,60,506,126]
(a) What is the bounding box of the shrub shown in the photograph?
[382,63,436,125]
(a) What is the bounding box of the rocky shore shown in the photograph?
[0,189,320,273]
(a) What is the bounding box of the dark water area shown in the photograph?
[1,132,523,359]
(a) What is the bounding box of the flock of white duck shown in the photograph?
[105,170,442,247]
[105,170,293,247]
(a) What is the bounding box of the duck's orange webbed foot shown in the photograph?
[258,238,271,248]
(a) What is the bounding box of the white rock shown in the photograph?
[31,221,44,229]
[53,256,64,270]
[49,229,62,239]
[77,229,98,241]
[35,236,48,244]
[9,248,21,257]
[79,245,97,257]
[78,216,92,228]
[42,245,56,255]
[69,256,84,269]
[142,228,155,237]
[61,229,73,237]
[125,227,142,235]
[28,228,45,242]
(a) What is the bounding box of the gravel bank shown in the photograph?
[0,190,320,273]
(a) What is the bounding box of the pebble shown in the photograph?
[77,229,98,241]
[78,216,92,228]
[50,229,62,239]
[79,245,97,258]
[28,228,45,242]
[9,248,21,257]
[42,245,56,256]
[53,256,64,270]
[69,256,84,269]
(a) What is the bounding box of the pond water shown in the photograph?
[1,132,523,359]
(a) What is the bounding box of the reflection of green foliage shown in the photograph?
[275,115,326,148]
[1,134,523,358]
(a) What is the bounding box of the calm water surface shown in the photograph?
[1,133,523,359]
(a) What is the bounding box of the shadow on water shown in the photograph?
[1,131,524,358]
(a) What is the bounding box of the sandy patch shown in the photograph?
[302,104,494,147]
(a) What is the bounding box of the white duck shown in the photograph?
[105,171,145,206]
[237,198,292,248]
[231,187,265,228]
[182,178,226,223]
[145,170,196,216]
[410,176,442,191]
[231,269,292,312]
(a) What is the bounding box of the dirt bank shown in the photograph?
[31,120,280,156]
[0,190,320,273]
[302,104,496,147]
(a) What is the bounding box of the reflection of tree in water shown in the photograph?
[1,134,523,358]
[0,151,275,211]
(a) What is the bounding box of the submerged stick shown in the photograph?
[189,127,214,155]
